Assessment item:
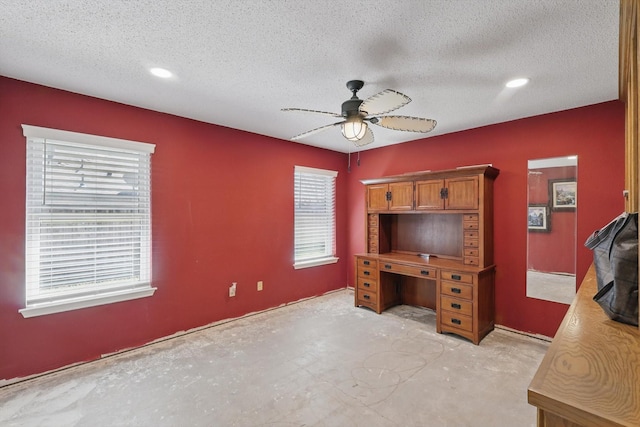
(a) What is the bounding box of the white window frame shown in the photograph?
[293,165,339,269]
[20,125,156,318]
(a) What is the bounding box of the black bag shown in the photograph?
[584,212,639,326]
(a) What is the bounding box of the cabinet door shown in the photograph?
[445,176,479,210]
[367,184,390,211]
[415,179,445,210]
[388,181,414,211]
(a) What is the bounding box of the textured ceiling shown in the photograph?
[0,0,620,153]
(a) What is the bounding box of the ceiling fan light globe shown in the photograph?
[341,118,367,141]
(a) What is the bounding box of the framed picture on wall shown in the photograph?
[549,178,576,211]
[528,204,550,232]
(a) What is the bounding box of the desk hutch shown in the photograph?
[355,165,499,344]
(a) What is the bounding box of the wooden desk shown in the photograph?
[357,167,498,345]
[355,252,495,344]
[528,264,640,427]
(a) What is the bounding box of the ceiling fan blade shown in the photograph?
[351,126,374,147]
[359,89,411,116]
[281,108,341,117]
[373,116,437,133]
[291,121,343,140]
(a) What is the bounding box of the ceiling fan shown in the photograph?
[282,80,437,147]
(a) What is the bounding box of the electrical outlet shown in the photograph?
[229,282,237,297]
[257,281,263,291]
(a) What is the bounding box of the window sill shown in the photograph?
[19,287,157,318]
[293,257,339,270]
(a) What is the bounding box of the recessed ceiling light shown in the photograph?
[505,78,530,88]
[150,67,173,78]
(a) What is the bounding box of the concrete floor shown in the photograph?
[0,289,549,427]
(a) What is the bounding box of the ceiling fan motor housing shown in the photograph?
[342,79,366,117]
[341,98,364,117]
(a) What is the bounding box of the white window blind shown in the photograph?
[21,125,156,317]
[294,166,338,269]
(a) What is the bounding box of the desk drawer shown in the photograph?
[358,258,378,269]
[441,295,473,316]
[357,291,377,311]
[380,262,437,279]
[464,230,479,239]
[357,277,378,293]
[358,266,377,280]
[464,239,479,248]
[441,271,474,284]
[463,220,479,230]
[463,257,480,266]
[441,281,473,300]
[441,310,473,332]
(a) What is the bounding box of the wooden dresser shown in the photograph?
[355,166,499,344]
[528,265,640,427]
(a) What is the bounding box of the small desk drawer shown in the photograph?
[464,230,479,239]
[381,262,437,279]
[463,221,479,230]
[464,239,479,248]
[464,248,479,257]
[357,277,378,293]
[441,281,473,300]
[441,295,473,316]
[464,257,480,266]
[441,310,473,332]
[441,271,474,284]
[463,214,479,222]
[358,266,377,280]
[358,258,378,268]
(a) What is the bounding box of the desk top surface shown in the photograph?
[528,264,640,427]
[355,252,494,273]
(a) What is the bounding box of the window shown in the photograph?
[20,125,156,318]
[293,166,338,269]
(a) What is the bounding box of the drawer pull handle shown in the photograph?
[451,287,461,294]
[363,260,370,266]
[364,282,371,288]
[451,274,461,281]
[364,271,370,276]
[451,318,462,325]
[420,270,430,276]
[364,294,371,300]
[451,303,461,310]
[384,264,392,269]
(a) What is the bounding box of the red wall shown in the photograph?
[346,101,625,338]
[0,77,348,381]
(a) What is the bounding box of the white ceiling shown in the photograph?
[0,0,620,153]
